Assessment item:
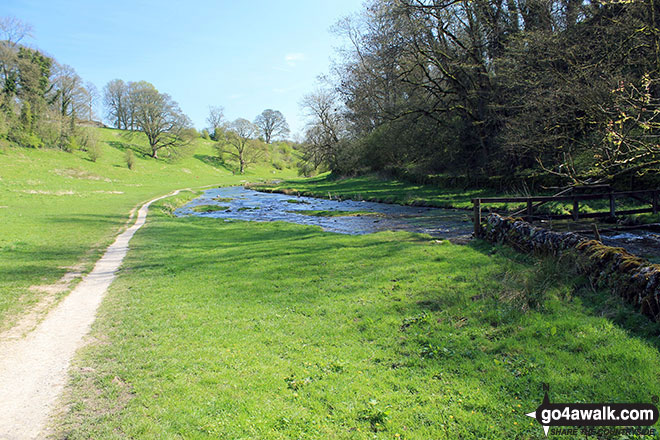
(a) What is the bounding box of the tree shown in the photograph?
[83,81,99,121]
[218,118,262,173]
[130,82,192,158]
[51,63,86,117]
[103,79,128,129]
[254,109,289,143]
[207,105,225,140]
[300,90,348,172]
[0,16,32,47]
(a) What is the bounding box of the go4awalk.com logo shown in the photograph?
[525,387,659,437]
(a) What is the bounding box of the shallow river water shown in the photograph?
[175,186,473,239]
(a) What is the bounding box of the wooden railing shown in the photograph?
[472,189,659,235]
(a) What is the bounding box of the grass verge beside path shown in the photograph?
[55,194,660,439]
[0,129,297,326]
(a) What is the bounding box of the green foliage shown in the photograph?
[8,126,43,148]
[124,149,135,170]
[306,0,660,187]
[86,141,102,162]
[18,101,33,133]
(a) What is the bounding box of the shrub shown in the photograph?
[125,150,135,170]
[8,129,43,148]
[78,127,99,151]
[87,142,103,162]
[65,135,80,152]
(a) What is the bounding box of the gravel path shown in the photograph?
[0,190,180,440]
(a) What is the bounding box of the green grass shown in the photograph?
[251,174,497,209]
[253,174,658,220]
[0,128,297,326]
[213,197,234,203]
[191,205,229,213]
[291,210,382,217]
[55,195,660,439]
[285,198,310,204]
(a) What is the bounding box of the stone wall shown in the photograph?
[479,213,660,322]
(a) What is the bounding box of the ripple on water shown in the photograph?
[175,186,472,239]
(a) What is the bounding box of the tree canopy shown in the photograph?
[254,109,289,144]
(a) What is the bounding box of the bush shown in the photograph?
[271,159,284,170]
[78,127,99,151]
[65,135,80,152]
[87,142,103,162]
[8,129,43,148]
[125,150,136,170]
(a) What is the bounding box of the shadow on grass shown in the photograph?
[194,154,239,174]
[106,141,150,159]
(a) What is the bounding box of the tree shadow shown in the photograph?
[194,154,238,174]
[106,140,150,159]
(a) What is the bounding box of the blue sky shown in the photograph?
[3,0,364,136]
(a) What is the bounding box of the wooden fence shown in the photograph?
[472,189,659,235]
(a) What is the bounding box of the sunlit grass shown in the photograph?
[0,128,297,325]
[56,195,660,439]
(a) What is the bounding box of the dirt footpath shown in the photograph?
[0,190,180,440]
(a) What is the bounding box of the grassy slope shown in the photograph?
[56,194,660,439]
[0,128,296,325]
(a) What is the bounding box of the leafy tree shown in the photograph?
[130,82,192,158]
[254,109,289,143]
[217,118,262,174]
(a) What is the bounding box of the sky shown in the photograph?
[3,0,365,136]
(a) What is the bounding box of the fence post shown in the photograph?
[653,190,658,215]
[572,198,579,221]
[609,192,616,217]
[473,199,481,236]
[526,199,533,218]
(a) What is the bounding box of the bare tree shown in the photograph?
[83,81,99,121]
[103,79,129,129]
[207,105,224,140]
[218,118,262,174]
[300,89,347,170]
[51,63,87,117]
[130,82,192,158]
[0,16,33,47]
[254,109,290,143]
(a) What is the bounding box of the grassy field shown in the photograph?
[54,193,660,439]
[0,129,297,326]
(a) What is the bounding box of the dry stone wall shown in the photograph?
[479,213,660,322]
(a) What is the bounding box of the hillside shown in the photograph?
[0,128,297,326]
